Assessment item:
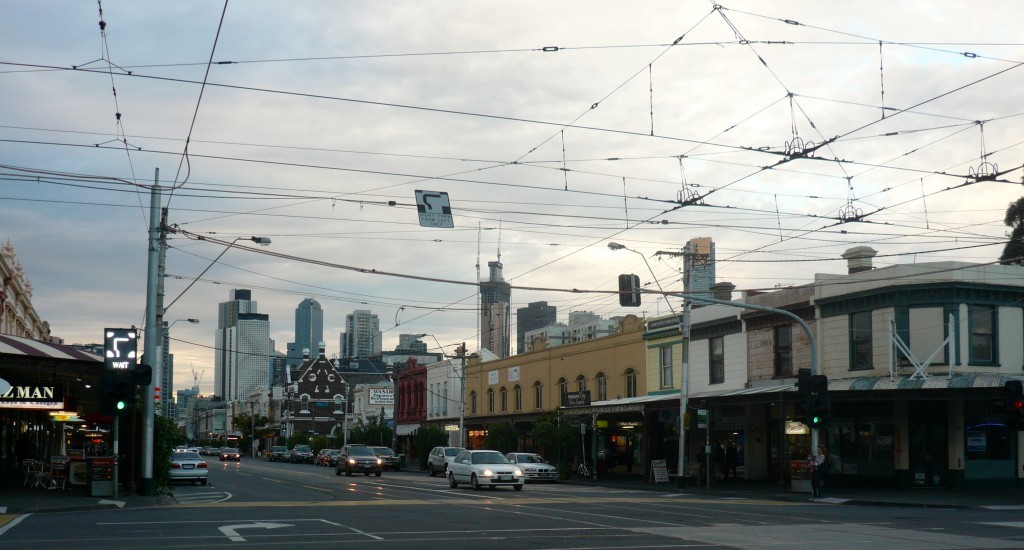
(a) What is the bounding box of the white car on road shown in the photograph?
[447,450,525,491]
[427,446,464,477]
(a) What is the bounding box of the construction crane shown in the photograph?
[190,361,204,394]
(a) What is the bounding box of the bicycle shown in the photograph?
[577,461,592,480]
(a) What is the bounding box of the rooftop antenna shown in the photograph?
[476,222,481,354]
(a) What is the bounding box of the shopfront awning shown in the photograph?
[561,394,675,416]
[395,424,419,436]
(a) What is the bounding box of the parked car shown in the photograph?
[268,445,288,462]
[448,450,524,491]
[219,447,241,461]
[427,446,465,477]
[371,446,402,471]
[288,444,314,464]
[505,452,558,482]
[170,451,208,485]
[335,444,383,477]
[316,449,340,467]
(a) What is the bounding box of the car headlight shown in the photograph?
[514,468,523,476]
[348,458,356,465]
[482,468,493,477]
[376,458,382,465]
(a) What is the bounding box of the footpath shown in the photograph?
[2,467,1022,515]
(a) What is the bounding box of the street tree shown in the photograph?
[1000,197,1024,265]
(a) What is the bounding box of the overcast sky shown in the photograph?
[4,1,1023,396]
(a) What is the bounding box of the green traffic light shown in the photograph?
[116,400,127,411]
[811,416,821,425]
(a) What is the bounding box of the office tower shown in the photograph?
[340,309,381,359]
[159,324,175,418]
[481,260,511,358]
[288,297,323,363]
[684,237,716,300]
[516,301,556,355]
[214,289,271,401]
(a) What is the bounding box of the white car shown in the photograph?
[506,452,558,483]
[447,450,525,491]
[170,451,208,485]
[427,446,465,477]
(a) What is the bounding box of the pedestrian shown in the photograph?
[809,445,830,500]
[725,443,739,480]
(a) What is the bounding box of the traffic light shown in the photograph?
[1005,380,1023,429]
[617,273,641,307]
[132,363,153,387]
[794,369,811,424]
[100,373,134,416]
[807,374,830,428]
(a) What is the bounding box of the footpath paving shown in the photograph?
[2,469,1022,515]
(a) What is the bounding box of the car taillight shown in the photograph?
[198,462,208,469]
[171,463,181,469]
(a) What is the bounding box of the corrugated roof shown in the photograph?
[0,334,101,362]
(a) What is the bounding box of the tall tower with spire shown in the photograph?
[480,259,511,358]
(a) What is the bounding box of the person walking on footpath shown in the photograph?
[809,445,830,501]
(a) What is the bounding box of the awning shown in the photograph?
[561,394,675,416]
[395,423,420,436]
[0,334,101,361]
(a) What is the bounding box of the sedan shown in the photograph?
[335,445,382,477]
[219,447,241,461]
[371,446,402,471]
[316,449,340,467]
[170,451,208,485]
[448,450,524,491]
[506,452,558,483]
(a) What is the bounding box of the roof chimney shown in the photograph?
[710,282,735,301]
[318,341,326,355]
[302,347,310,359]
[842,246,877,274]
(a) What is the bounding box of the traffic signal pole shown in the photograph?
[141,169,161,496]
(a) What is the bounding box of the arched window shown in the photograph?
[576,374,587,392]
[487,388,495,413]
[500,387,508,412]
[557,377,568,406]
[533,381,543,409]
[300,394,310,413]
[470,391,478,414]
[334,394,344,414]
[624,368,637,398]
[513,384,522,411]
[595,372,607,401]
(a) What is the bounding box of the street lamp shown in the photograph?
[161,318,199,418]
[609,242,691,488]
[412,334,467,448]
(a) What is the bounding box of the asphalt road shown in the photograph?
[3,459,1023,549]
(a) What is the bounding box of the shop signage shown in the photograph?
[785,420,810,435]
[0,378,64,409]
[565,390,591,407]
[646,314,687,334]
[650,459,670,483]
[488,371,499,385]
[370,388,394,405]
[444,424,460,432]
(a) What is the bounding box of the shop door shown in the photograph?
[908,401,948,486]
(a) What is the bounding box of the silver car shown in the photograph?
[506,452,558,482]
[448,450,524,491]
[427,446,465,477]
[170,451,208,485]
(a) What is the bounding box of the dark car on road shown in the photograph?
[289,444,314,464]
[371,446,402,471]
[335,444,383,477]
[219,447,241,461]
[269,445,288,462]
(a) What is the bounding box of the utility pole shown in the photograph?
[456,342,467,448]
[141,168,162,496]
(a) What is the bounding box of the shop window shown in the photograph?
[709,336,724,384]
[500,387,508,412]
[534,381,543,409]
[660,345,674,388]
[487,388,495,413]
[470,391,477,414]
[773,324,792,378]
[576,374,587,392]
[596,372,607,401]
[625,369,637,398]
[969,305,997,365]
[850,311,873,370]
[514,384,522,411]
[558,377,568,406]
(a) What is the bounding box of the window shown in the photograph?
[514,384,522,411]
[969,305,996,364]
[487,388,495,413]
[596,372,607,401]
[500,387,508,412]
[443,382,448,415]
[625,369,637,398]
[557,377,568,406]
[300,394,310,412]
[534,381,543,409]
[334,395,343,414]
[576,374,587,392]
[774,324,792,378]
[709,336,724,384]
[660,345,674,388]
[429,383,434,416]
[851,311,872,370]
[470,391,477,414]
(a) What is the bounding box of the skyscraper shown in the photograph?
[684,237,716,300]
[288,297,323,363]
[516,301,556,355]
[481,260,511,358]
[214,289,271,401]
[340,309,381,359]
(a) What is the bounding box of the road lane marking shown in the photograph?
[171,495,797,509]
[0,514,30,537]
[217,522,291,542]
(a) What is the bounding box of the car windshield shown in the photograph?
[174,452,202,460]
[471,452,509,465]
[444,448,464,457]
[372,447,395,456]
[272,446,286,452]
[295,445,311,451]
[329,450,341,456]
[517,454,545,463]
[347,446,375,456]
[221,447,237,452]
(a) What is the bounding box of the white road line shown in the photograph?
[0,513,30,537]
[982,505,1024,510]
[979,521,1024,528]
